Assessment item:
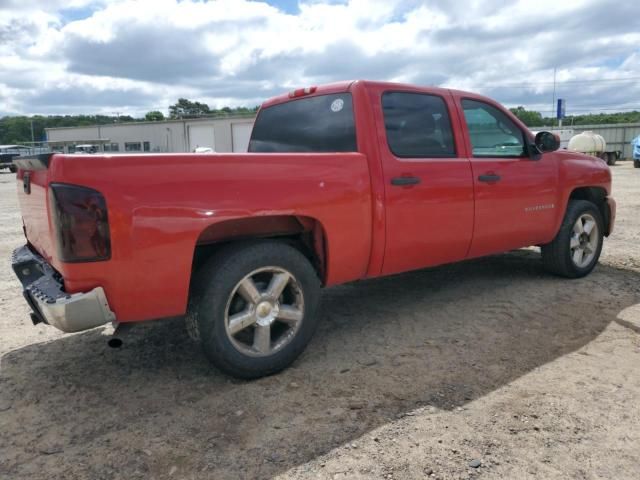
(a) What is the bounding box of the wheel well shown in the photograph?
[191,215,327,283]
[568,187,611,236]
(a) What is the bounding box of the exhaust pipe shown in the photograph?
[105,322,132,348]
[107,337,123,349]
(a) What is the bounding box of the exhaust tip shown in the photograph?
[107,338,123,349]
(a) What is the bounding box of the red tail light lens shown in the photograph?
[48,183,111,262]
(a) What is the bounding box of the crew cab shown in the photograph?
[11,81,615,378]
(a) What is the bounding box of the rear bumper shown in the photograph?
[11,245,116,333]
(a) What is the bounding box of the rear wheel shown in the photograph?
[542,200,604,278]
[634,159,640,168]
[187,241,321,379]
[606,152,617,166]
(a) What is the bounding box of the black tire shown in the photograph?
[607,153,616,166]
[634,160,640,169]
[8,165,17,174]
[187,241,321,379]
[541,200,604,278]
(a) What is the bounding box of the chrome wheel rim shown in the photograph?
[224,267,304,357]
[570,213,599,268]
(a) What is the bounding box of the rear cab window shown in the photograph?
[382,92,456,158]
[461,99,526,157]
[248,93,356,153]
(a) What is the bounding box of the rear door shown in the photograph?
[457,97,558,257]
[374,88,474,275]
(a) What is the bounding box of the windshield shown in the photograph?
[248,93,356,153]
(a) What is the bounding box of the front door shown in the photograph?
[457,98,558,258]
[375,89,475,275]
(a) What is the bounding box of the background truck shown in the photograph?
[1,145,50,173]
[536,129,621,165]
[632,135,640,168]
[11,80,615,378]
[0,145,31,173]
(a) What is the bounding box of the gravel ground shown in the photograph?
[0,162,638,480]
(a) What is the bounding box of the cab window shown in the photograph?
[382,92,456,158]
[462,99,526,157]
[248,93,356,153]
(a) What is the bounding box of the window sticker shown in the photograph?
[330,98,344,112]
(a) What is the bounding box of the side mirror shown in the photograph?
[534,131,560,153]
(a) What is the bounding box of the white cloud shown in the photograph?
[0,0,638,116]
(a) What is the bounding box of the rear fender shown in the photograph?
[193,215,328,282]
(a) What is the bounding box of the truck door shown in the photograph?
[375,89,474,275]
[457,97,558,258]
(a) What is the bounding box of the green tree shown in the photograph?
[169,98,211,118]
[510,106,544,127]
[0,114,142,144]
[145,110,165,121]
[507,106,640,127]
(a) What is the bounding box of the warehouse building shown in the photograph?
[45,114,256,154]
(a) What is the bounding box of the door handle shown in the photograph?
[391,176,421,186]
[478,174,501,183]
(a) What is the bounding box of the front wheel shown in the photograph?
[541,200,604,278]
[187,241,321,379]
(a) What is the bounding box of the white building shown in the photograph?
[45,115,256,154]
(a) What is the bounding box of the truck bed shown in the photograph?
[15,152,373,322]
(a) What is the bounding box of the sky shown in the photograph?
[0,0,639,117]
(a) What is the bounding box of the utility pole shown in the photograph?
[30,119,35,144]
[551,67,556,127]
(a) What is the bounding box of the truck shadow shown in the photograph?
[1,250,638,479]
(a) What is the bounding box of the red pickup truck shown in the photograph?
[12,80,615,378]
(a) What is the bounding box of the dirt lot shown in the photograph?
[0,162,639,480]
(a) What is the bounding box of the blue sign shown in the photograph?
[557,98,566,119]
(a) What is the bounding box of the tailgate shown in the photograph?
[15,154,56,263]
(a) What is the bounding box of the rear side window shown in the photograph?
[461,99,526,157]
[382,92,456,158]
[248,93,356,153]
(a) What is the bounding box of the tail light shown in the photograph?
[48,183,111,262]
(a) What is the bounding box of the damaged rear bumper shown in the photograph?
[11,245,115,333]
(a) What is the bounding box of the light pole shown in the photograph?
[551,67,556,128]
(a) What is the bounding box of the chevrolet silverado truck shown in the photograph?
[11,81,615,379]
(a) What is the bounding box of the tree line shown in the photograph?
[509,106,640,128]
[0,99,259,145]
[1,99,638,145]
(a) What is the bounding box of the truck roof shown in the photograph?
[260,80,494,109]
